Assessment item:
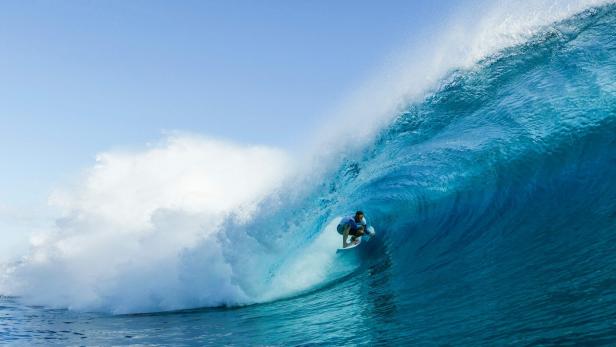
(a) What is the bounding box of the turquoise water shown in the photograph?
[3,3,616,346]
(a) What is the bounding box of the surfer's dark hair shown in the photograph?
[355,210,364,216]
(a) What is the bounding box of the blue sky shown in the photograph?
[0,1,460,206]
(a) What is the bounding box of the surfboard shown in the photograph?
[336,237,362,253]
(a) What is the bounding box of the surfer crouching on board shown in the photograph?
[337,211,367,248]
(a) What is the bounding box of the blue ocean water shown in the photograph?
[3,3,616,346]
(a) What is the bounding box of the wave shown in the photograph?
[2,1,616,316]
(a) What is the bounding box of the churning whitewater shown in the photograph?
[2,1,616,345]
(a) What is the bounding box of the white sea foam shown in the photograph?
[1,134,290,313]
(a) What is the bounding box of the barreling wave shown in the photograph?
[232,4,616,343]
[327,4,616,343]
[2,7,616,343]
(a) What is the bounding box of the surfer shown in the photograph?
[337,211,367,248]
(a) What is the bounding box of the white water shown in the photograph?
[2,134,291,313]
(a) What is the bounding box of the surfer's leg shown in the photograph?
[342,225,351,248]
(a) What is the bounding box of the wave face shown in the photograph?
[336,5,616,344]
[247,4,616,344]
[3,3,616,346]
[357,6,616,344]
